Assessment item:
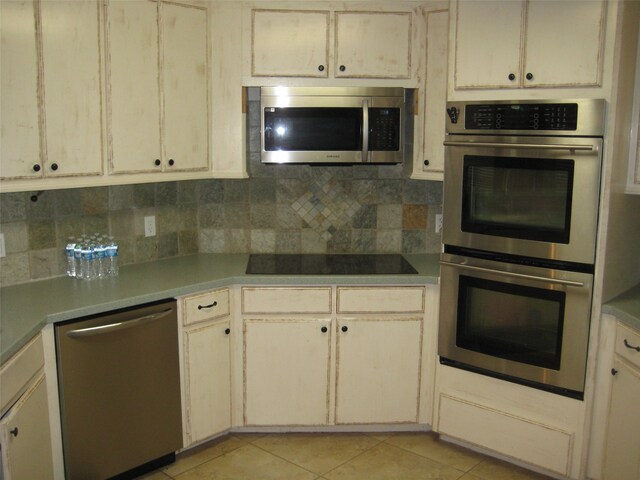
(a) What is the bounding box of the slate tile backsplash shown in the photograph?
[0,96,442,287]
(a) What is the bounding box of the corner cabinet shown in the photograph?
[105,0,209,175]
[246,7,415,83]
[451,0,606,90]
[180,289,232,447]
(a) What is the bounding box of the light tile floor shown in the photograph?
[138,432,554,480]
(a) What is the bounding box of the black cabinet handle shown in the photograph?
[154,159,161,166]
[225,328,231,335]
[9,427,18,437]
[624,339,640,352]
[339,65,346,72]
[423,159,430,167]
[341,325,348,332]
[526,72,534,80]
[168,159,175,166]
[611,368,618,376]
[508,73,516,81]
[197,301,217,310]
[32,164,41,172]
[318,65,325,72]
[321,326,328,333]
[50,163,58,171]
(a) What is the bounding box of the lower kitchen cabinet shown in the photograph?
[335,317,423,424]
[243,318,332,426]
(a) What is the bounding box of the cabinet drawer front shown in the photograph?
[337,287,425,313]
[183,289,230,326]
[615,322,640,369]
[1,334,44,415]
[242,287,332,314]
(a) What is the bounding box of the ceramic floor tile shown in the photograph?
[364,432,396,442]
[323,443,465,480]
[174,444,317,480]
[252,433,380,475]
[384,432,484,472]
[468,458,554,480]
[162,435,246,477]
[136,471,172,480]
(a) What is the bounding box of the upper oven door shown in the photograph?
[443,135,602,265]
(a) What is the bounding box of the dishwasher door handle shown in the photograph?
[66,308,173,339]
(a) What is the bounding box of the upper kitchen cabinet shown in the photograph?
[0,0,102,183]
[106,0,209,175]
[451,0,606,91]
[244,6,417,85]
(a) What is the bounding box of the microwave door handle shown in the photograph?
[439,261,585,288]
[362,99,369,162]
[443,140,595,152]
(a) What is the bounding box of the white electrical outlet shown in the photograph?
[435,214,443,233]
[0,233,5,258]
[144,216,156,237]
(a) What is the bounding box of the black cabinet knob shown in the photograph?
[168,159,175,166]
[50,163,58,171]
[339,65,346,72]
[611,368,618,376]
[526,72,534,80]
[341,325,348,332]
[318,65,325,72]
[423,159,430,167]
[508,73,516,81]
[321,326,328,333]
[154,159,161,166]
[32,164,41,172]
[225,328,231,335]
[9,427,18,437]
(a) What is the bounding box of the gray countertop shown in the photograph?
[0,253,440,364]
[602,283,640,332]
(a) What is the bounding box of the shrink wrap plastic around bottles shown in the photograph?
[65,234,118,280]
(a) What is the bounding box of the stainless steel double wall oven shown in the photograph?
[439,99,606,399]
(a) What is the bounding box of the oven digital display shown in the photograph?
[465,103,579,130]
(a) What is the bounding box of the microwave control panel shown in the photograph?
[369,108,401,151]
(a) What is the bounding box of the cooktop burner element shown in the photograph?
[246,254,418,275]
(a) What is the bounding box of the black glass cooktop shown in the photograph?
[246,254,418,275]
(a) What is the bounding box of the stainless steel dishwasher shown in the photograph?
[55,299,182,479]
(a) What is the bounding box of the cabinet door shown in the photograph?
[524,0,605,87]
[251,9,329,78]
[453,1,523,89]
[602,359,640,480]
[40,0,103,177]
[0,0,42,180]
[0,373,54,480]
[334,11,412,79]
[335,318,422,424]
[162,2,209,172]
[183,320,231,445]
[106,0,161,174]
[244,319,331,426]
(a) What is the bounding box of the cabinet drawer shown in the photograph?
[615,322,640,369]
[337,287,425,314]
[183,289,230,326]
[0,334,44,415]
[242,287,332,314]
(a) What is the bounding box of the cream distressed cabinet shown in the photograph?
[602,322,640,480]
[242,287,333,426]
[0,0,102,182]
[106,0,209,175]
[0,334,54,480]
[180,289,232,446]
[249,9,412,80]
[452,0,606,89]
[335,287,424,424]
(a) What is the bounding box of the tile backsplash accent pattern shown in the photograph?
[0,92,442,287]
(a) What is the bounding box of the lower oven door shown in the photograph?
[438,253,593,398]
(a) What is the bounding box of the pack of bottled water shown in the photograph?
[65,234,119,280]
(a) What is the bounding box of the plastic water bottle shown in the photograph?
[65,237,77,277]
[106,238,119,277]
[74,242,84,279]
[95,240,107,278]
[81,243,97,280]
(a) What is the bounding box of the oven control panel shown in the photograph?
[465,103,578,131]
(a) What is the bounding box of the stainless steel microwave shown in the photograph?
[260,87,405,164]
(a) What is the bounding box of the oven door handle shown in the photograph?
[443,140,596,152]
[440,261,586,287]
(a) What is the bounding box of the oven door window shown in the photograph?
[264,107,362,151]
[462,156,574,243]
[457,275,565,370]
